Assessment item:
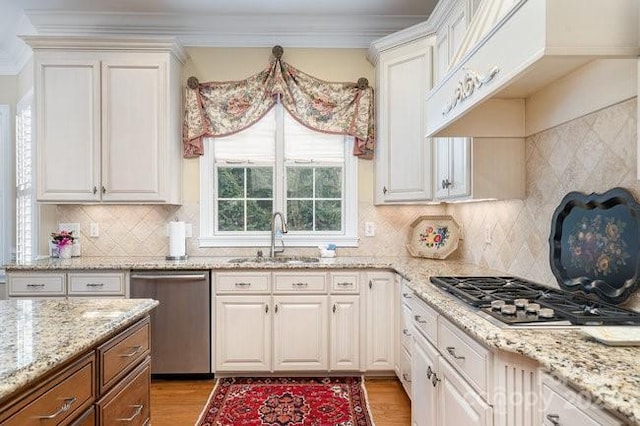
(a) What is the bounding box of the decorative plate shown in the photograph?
[406,215,461,259]
[549,187,640,305]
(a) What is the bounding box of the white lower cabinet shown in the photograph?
[215,295,271,372]
[273,295,328,371]
[438,356,492,426]
[214,270,370,374]
[412,333,438,426]
[330,295,361,371]
[365,271,396,370]
[410,288,493,426]
[540,374,622,426]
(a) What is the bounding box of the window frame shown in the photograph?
[15,90,38,263]
[0,105,10,275]
[199,106,358,248]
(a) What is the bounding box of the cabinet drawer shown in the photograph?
[541,375,621,426]
[438,317,491,396]
[410,297,438,346]
[216,272,271,293]
[330,272,360,293]
[8,273,66,296]
[70,406,95,426]
[98,357,150,426]
[399,346,412,400]
[98,318,150,394]
[400,303,414,352]
[2,353,95,426]
[274,272,327,293]
[68,272,125,296]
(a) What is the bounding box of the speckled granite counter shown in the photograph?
[5,256,640,423]
[0,298,158,403]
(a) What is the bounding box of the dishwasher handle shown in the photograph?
[130,273,208,281]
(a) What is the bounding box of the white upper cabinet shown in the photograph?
[369,24,433,204]
[25,36,185,204]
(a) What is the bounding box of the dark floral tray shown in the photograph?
[549,187,640,304]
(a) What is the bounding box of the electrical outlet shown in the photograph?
[484,223,492,244]
[364,222,375,237]
[90,222,99,238]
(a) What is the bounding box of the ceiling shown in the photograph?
[0,0,437,75]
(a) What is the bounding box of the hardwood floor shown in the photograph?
[150,376,411,425]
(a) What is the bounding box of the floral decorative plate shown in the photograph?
[406,215,461,259]
[549,187,640,305]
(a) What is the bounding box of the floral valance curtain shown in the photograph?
[182,51,375,159]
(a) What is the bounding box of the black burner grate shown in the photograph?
[430,276,640,326]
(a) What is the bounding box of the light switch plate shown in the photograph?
[364,222,375,237]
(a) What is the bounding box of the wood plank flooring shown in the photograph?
[150,377,411,425]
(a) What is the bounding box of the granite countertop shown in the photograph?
[0,298,158,403]
[5,255,640,423]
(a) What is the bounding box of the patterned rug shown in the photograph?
[196,377,375,426]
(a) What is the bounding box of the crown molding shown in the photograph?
[21,34,189,63]
[24,10,427,48]
[367,20,431,65]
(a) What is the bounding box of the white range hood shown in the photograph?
[425,0,640,138]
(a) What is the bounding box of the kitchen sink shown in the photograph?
[228,256,320,264]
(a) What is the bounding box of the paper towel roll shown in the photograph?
[168,221,186,258]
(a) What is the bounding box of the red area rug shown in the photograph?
[196,377,374,426]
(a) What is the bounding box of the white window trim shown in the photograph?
[199,129,358,248]
[0,105,10,277]
[15,90,38,262]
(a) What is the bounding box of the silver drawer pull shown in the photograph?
[86,283,104,287]
[292,282,308,287]
[27,283,45,288]
[546,414,560,425]
[446,346,465,360]
[402,292,412,299]
[414,315,427,324]
[120,345,143,358]
[117,404,143,422]
[402,328,412,337]
[234,282,251,287]
[336,282,353,287]
[402,373,412,383]
[37,396,76,419]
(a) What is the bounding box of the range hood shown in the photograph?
[425,0,639,138]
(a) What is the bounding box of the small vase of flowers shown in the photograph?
[51,230,75,259]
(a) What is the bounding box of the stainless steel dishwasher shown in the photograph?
[130,270,211,376]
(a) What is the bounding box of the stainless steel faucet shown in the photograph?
[270,212,288,257]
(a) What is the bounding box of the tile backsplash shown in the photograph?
[446,98,640,310]
[56,202,444,258]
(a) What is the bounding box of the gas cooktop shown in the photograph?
[430,276,640,326]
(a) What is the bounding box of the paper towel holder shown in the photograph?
[166,255,188,261]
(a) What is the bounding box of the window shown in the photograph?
[200,103,358,247]
[0,105,10,273]
[15,91,37,262]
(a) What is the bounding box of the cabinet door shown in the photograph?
[273,295,328,371]
[412,335,438,426]
[438,356,493,426]
[434,138,451,199]
[375,38,432,203]
[215,296,271,371]
[449,137,470,198]
[329,295,360,371]
[365,272,396,370]
[35,57,101,202]
[435,26,450,83]
[101,57,167,202]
